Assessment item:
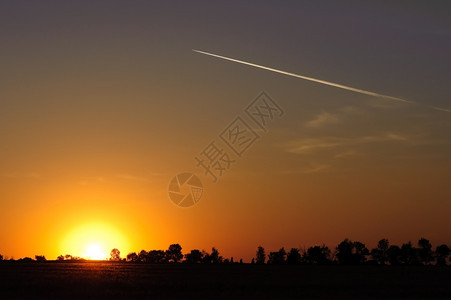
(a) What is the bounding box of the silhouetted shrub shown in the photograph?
[268,248,286,264]
[370,239,389,265]
[35,255,46,262]
[184,249,203,263]
[148,250,167,263]
[400,242,420,265]
[335,239,369,265]
[418,238,433,265]
[435,244,451,266]
[110,248,121,261]
[286,248,302,264]
[256,246,266,264]
[126,252,139,262]
[166,244,183,263]
[202,247,222,264]
[305,245,331,264]
[19,257,34,262]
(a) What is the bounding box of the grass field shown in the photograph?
[1,262,451,299]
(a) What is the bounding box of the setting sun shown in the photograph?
[85,244,105,260]
[59,222,130,260]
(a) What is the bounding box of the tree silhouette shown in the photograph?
[256,246,266,264]
[286,248,301,264]
[354,242,369,264]
[418,238,433,265]
[110,248,121,261]
[148,250,166,264]
[52,239,450,266]
[126,252,139,262]
[208,247,222,264]
[305,245,331,264]
[268,248,286,264]
[335,239,369,265]
[184,249,203,263]
[138,250,148,263]
[0,254,3,261]
[166,244,183,263]
[335,239,353,264]
[201,250,210,263]
[370,239,389,265]
[400,242,420,265]
[20,257,34,262]
[386,245,401,265]
[35,255,46,262]
[435,244,451,266]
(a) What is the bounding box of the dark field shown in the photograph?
[1,262,451,299]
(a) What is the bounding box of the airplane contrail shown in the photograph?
[193,49,450,113]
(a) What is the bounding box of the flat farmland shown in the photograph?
[1,262,451,299]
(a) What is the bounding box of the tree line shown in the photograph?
[112,238,451,266]
[255,238,450,266]
[1,238,450,265]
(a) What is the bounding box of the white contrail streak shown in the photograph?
[193,49,410,103]
[193,49,450,113]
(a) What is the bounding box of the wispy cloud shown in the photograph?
[115,174,152,183]
[78,173,165,185]
[302,163,331,174]
[285,133,408,155]
[305,112,340,128]
[115,173,165,182]
[280,163,332,174]
[339,106,364,115]
[334,150,359,158]
[305,106,364,128]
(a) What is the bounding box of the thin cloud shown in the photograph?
[339,105,365,115]
[285,133,409,155]
[116,174,150,182]
[306,112,340,128]
[305,106,364,128]
[280,163,332,174]
[115,173,164,182]
[334,150,360,158]
[302,163,331,174]
[286,139,342,154]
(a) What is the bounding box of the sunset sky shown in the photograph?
[1,1,450,261]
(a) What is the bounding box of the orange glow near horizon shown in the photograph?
[59,222,129,260]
